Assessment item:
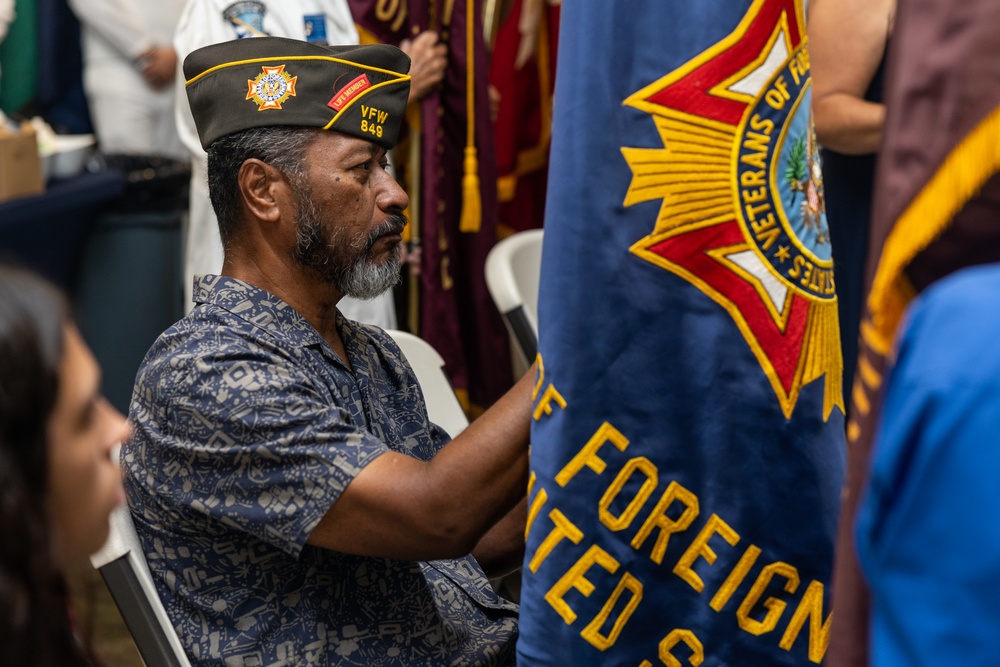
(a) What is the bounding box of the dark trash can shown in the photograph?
[75,157,188,414]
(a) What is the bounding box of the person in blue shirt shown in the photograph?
[857,261,1000,667]
[123,37,532,666]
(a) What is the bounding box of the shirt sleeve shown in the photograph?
[67,0,154,59]
[856,269,1000,667]
[129,328,390,559]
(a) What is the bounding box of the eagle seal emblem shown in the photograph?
[246,65,297,111]
[622,0,842,419]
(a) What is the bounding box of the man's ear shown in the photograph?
[238,159,290,224]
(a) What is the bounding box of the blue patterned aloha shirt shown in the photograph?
[122,276,519,667]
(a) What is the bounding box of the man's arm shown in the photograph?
[472,496,527,578]
[308,366,535,561]
[809,0,893,155]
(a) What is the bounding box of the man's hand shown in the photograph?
[138,46,178,91]
[400,31,447,103]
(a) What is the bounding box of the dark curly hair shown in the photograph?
[0,265,97,666]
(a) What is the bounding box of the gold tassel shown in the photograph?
[459,0,482,233]
[460,146,481,232]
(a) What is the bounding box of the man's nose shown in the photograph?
[377,169,409,212]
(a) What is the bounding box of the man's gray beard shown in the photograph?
[293,194,403,300]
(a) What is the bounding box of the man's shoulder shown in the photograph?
[134,303,296,397]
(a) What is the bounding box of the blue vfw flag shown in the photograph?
[518,1,847,665]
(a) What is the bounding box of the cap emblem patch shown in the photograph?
[246,65,297,111]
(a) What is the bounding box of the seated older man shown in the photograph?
[122,37,531,667]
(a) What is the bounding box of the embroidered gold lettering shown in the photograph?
[630,480,699,565]
[736,562,800,635]
[788,46,810,86]
[710,544,762,611]
[533,383,567,421]
[580,572,644,650]
[673,514,740,593]
[528,508,583,573]
[779,580,831,664]
[748,113,774,135]
[555,422,629,486]
[657,628,705,667]
[545,544,620,624]
[765,75,791,110]
[525,479,548,540]
[599,456,658,532]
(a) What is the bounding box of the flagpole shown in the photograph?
[407,104,422,335]
[406,0,441,335]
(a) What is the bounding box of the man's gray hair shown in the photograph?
[206,127,317,247]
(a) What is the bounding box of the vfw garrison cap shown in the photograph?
[183,36,411,150]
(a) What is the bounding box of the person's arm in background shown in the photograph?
[66,0,176,90]
[809,0,893,155]
[400,30,447,103]
[0,0,15,43]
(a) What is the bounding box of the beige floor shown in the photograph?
[66,562,144,667]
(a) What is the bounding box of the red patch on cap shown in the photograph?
[328,74,371,111]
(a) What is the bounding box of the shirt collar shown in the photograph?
[192,275,375,354]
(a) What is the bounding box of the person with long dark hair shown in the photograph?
[0,265,130,666]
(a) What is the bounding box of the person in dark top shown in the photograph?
[0,265,131,666]
[810,0,894,398]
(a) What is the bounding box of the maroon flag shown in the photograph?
[827,0,1000,664]
[488,0,559,238]
[350,0,512,412]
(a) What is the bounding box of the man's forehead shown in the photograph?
[311,130,386,159]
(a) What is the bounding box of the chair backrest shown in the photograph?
[485,229,543,366]
[90,504,193,667]
[385,329,469,438]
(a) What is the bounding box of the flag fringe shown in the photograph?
[867,104,1000,351]
[801,299,844,421]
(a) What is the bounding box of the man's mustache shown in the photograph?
[363,213,408,251]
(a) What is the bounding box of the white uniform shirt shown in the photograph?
[68,0,187,158]
[0,0,14,92]
[70,0,184,65]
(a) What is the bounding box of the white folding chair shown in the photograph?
[90,503,192,667]
[386,329,469,438]
[485,229,543,367]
